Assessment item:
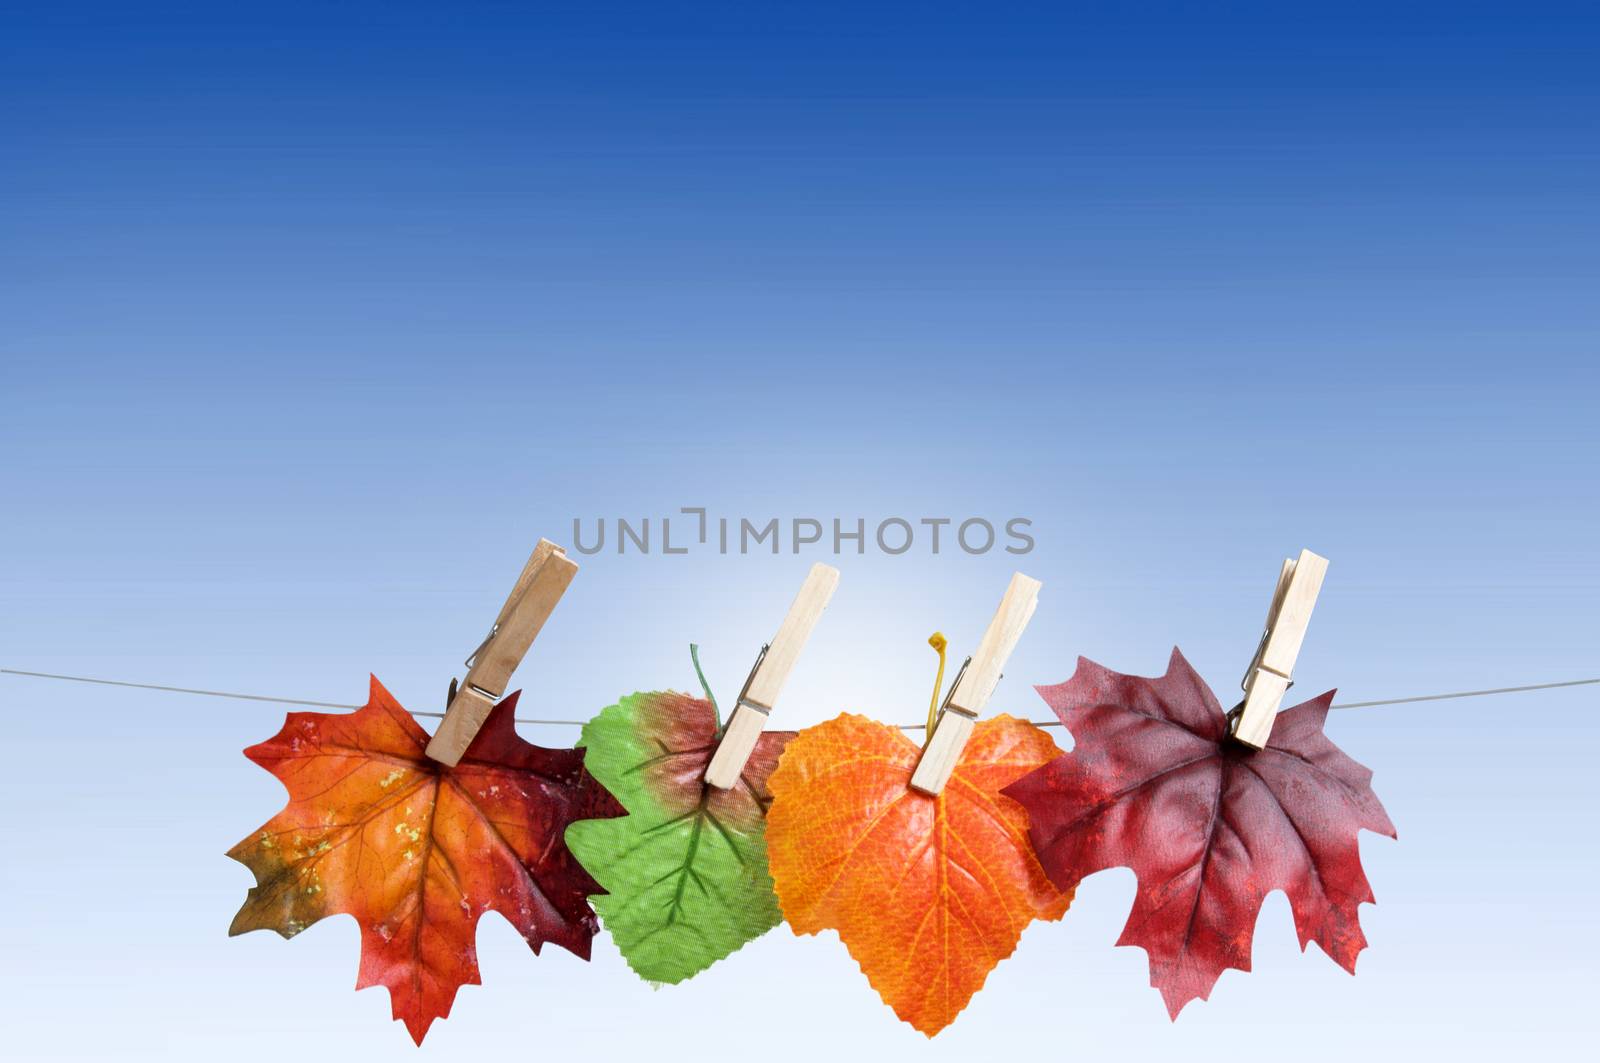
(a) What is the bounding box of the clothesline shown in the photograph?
[3,667,1595,729]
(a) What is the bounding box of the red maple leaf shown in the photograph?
[1001,649,1395,1017]
[228,676,623,1042]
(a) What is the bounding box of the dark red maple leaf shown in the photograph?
[1001,649,1394,1017]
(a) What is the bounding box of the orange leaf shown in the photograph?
[227,676,622,1043]
[766,713,1073,1036]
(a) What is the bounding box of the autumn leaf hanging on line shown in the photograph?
[768,712,1072,1036]
[565,648,795,983]
[563,564,839,984]
[1003,650,1395,1017]
[765,624,1070,1037]
[227,676,623,1044]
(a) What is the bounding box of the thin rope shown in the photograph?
[1328,677,1600,709]
[0,669,363,710]
[3,667,1595,729]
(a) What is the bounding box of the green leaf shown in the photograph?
[566,687,794,983]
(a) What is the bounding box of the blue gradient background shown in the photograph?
[3,2,1597,1058]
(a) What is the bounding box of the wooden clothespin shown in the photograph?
[909,572,1042,796]
[1229,548,1329,749]
[425,538,579,767]
[703,562,840,790]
